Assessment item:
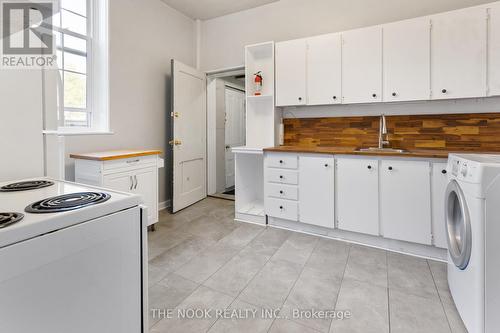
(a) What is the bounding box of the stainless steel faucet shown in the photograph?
[378,114,390,149]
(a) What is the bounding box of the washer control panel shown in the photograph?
[448,155,480,183]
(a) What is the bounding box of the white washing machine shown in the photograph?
[446,154,500,333]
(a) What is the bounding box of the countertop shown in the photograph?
[70,150,162,161]
[263,146,455,159]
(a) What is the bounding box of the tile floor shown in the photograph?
[148,197,467,333]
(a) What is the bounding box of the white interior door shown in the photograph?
[224,87,246,189]
[172,60,207,213]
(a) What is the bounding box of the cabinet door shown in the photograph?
[380,160,432,245]
[431,163,448,248]
[299,155,334,228]
[489,3,500,96]
[134,167,157,224]
[307,33,342,105]
[342,26,382,104]
[431,7,487,99]
[275,39,307,106]
[384,18,430,102]
[103,171,135,193]
[337,158,379,236]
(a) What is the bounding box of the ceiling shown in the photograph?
[161,0,280,20]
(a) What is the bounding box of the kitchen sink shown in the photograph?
[356,147,408,153]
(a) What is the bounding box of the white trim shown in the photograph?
[159,200,171,211]
[43,129,114,136]
[266,216,447,261]
[206,66,245,77]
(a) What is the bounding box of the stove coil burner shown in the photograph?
[0,212,24,228]
[0,180,54,192]
[25,192,111,213]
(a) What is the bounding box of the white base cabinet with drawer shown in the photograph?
[73,153,161,226]
[336,158,379,236]
[380,160,432,245]
[264,152,448,258]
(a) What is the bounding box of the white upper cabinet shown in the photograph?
[342,26,383,104]
[337,158,379,236]
[307,33,342,105]
[431,7,487,99]
[384,18,431,102]
[489,2,500,96]
[275,39,307,106]
[380,160,432,245]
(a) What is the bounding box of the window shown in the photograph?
[53,0,109,132]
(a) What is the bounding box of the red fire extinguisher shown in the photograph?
[254,71,263,96]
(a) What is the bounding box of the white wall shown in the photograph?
[0,70,45,182]
[64,0,196,204]
[200,0,495,71]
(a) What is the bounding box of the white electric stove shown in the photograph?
[0,178,148,333]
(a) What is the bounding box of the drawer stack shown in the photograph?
[264,153,299,221]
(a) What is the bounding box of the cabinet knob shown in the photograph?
[279,206,284,210]
[392,92,397,97]
[333,96,337,100]
[280,190,284,194]
[324,164,329,167]
[298,97,302,101]
[442,169,447,174]
[442,89,447,94]
[279,175,284,179]
[367,165,372,170]
[372,93,377,98]
[279,160,284,164]
[388,166,393,171]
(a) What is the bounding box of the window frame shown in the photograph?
[54,0,109,133]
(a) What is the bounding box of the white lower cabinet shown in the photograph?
[431,163,449,248]
[298,155,335,228]
[265,152,443,248]
[380,160,432,245]
[74,154,160,226]
[337,158,379,236]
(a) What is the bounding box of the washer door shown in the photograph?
[445,180,472,270]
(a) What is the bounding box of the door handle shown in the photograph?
[169,139,182,146]
[134,175,138,190]
[129,176,134,190]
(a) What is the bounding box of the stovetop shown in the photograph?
[0,180,54,192]
[0,178,141,248]
[25,192,111,213]
[0,212,24,228]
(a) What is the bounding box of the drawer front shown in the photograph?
[266,154,298,169]
[266,198,299,221]
[266,183,299,201]
[266,169,299,185]
[103,155,157,172]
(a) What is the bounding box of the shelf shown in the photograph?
[237,201,265,217]
[246,94,274,101]
[231,146,264,155]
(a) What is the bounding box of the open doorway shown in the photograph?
[207,68,246,200]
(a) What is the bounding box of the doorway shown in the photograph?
[207,68,246,200]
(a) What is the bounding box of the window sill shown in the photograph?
[43,129,114,136]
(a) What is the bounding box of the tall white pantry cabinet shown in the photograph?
[72,150,162,226]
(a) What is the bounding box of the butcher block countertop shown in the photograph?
[264,146,461,159]
[70,150,162,161]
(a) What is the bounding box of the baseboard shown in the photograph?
[159,200,171,211]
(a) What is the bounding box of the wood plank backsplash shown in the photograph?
[284,113,500,152]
